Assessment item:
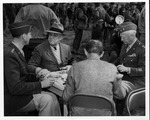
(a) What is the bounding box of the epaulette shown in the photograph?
[138,41,145,49]
[11,48,15,53]
[142,45,145,49]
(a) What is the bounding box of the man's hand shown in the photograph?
[41,77,55,88]
[116,73,123,80]
[36,68,50,79]
[60,65,72,73]
[117,64,130,73]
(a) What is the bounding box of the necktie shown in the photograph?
[20,50,25,56]
[53,46,57,50]
[126,45,130,52]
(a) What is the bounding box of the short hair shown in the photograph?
[85,40,103,55]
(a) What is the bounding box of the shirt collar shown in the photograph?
[50,44,59,50]
[128,38,137,48]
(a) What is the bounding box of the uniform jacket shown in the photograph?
[28,40,72,73]
[74,7,87,30]
[93,6,112,24]
[4,43,41,115]
[114,40,145,88]
[63,57,121,115]
[14,4,60,38]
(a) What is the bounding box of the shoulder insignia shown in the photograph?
[138,41,145,48]
[142,44,145,48]
[11,48,15,53]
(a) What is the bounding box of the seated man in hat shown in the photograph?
[4,21,61,116]
[27,22,72,84]
[113,21,145,115]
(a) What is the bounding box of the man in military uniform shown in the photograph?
[114,21,145,91]
[114,21,145,115]
[4,21,61,116]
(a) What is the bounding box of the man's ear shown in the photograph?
[84,49,88,57]
[100,51,104,58]
[22,33,26,40]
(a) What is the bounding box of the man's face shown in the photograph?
[48,32,63,46]
[120,32,133,45]
[23,32,32,45]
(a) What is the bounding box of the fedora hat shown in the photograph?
[45,22,64,35]
[8,21,32,37]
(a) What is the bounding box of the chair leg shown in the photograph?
[58,96,64,116]
[115,98,126,116]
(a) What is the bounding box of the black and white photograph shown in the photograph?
[1,0,149,120]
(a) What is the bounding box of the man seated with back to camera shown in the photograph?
[63,40,127,116]
[113,21,145,115]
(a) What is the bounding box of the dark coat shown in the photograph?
[4,43,41,115]
[28,40,72,73]
[114,40,145,89]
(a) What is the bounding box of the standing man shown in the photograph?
[92,3,112,42]
[138,5,145,45]
[14,3,60,39]
[72,3,87,54]
[4,21,61,116]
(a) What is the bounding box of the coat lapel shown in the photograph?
[125,40,138,57]
[120,44,128,58]
[59,43,66,65]
[45,41,59,65]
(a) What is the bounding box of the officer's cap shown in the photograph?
[118,22,137,34]
[8,21,32,37]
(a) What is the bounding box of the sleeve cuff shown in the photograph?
[127,67,131,74]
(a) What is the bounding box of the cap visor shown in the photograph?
[45,30,65,36]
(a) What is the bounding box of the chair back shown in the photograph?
[68,94,116,116]
[126,88,145,116]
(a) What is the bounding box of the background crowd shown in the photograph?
[3,2,145,62]
[3,2,145,30]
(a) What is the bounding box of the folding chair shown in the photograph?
[126,88,145,116]
[68,94,116,116]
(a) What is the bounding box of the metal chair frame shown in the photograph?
[68,94,116,116]
[126,88,145,116]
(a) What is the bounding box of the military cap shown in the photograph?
[8,21,32,37]
[45,22,64,35]
[118,22,137,34]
